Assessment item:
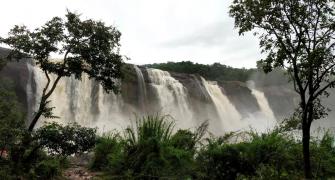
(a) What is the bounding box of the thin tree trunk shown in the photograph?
[28,75,62,131]
[303,123,312,179]
[303,103,313,179]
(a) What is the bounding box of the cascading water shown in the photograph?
[26,59,36,124]
[146,68,194,129]
[251,90,276,121]
[200,77,243,132]
[245,81,277,131]
[28,64,129,132]
[133,65,147,112]
[23,61,280,134]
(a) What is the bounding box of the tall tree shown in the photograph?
[0,11,124,131]
[230,0,334,178]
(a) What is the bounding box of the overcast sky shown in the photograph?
[0,0,261,68]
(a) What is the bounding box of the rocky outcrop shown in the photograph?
[170,72,221,124]
[220,81,260,117]
[262,86,297,120]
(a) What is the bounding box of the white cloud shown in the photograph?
[0,0,261,68]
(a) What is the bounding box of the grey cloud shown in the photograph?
[161,21,233,47]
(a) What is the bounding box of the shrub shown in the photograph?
[90,133,123,171]
[91,115,206,179]
[33,158,62,179]
[35,122,97,156]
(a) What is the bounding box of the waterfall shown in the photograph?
[251,90,276,121]
[133,65,147,112]
[245,81,277,131]
[23,61,279,134]
[26,59,36,124]
[200,77,243,132]
[30,65,129,132]
[146,68,194,128]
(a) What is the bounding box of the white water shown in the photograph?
[26,63,278,134]
[133,65,147,112]
[26,60,36,123]
[28,66,129,133]
[147,68,194,129]
[245,81,277,131]
[201,78,243,133]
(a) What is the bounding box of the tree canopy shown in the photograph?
[147,61,255,82]
[230,0,334,178]
[0,11,124,131]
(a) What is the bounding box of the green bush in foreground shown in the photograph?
[91,115,207,179]
[91,115,335,179]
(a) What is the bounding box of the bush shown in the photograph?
[90,133,123,171]
[35,122,97,156]
[91,115,206,179]
[89,115,335,179]
[0,77,25,157]
[33,158,62,179]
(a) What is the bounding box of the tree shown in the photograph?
[229,0,334,178]
[35,122,96,156]
[0,11,124,131]
[0,78,25,158]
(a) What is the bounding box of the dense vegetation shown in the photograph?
[146,61,256,82]
[0,63,97,179]
[91,115,335,179]
[0,11,123,179]
[230,0,334,178]
[1,11,124,131]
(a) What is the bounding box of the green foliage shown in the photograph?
[1,11,124,131]
[90,133,123,171]
[91,115,206,179]
[196,136,253,179]
[310,132,335,178]
[1,11,123,93]
[0,77,25,158]
[121,115,176,178]
[147,61,256,82]
[195,130,335,179]
[1,11,122,178]
[0,137,67,179]
[32,157,62,179]
[124,115,174,146]
[229,1,335,177]
[94,117,335,179]
[35,122,96,156]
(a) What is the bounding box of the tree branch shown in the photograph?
[312,79,335,101]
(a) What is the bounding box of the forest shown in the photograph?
[146,61,255,82]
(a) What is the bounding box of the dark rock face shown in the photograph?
[170,72,221,124]
[262,86,297,120]
[169,72,211,102]
[170,71,261,119]
[250,70,298,120]
[0,48,34,118]
[220,81,260,118]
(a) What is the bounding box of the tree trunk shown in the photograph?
[303,103,313,179]
[28,75,62,131]
[28,98,46,132]
[303,123,312,179]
